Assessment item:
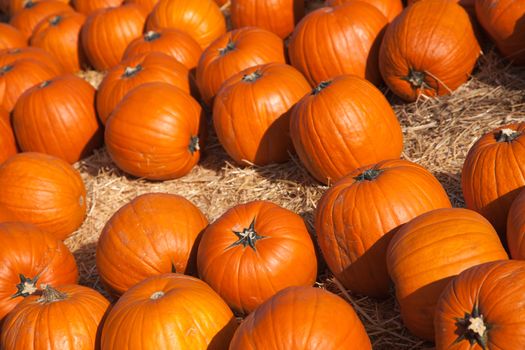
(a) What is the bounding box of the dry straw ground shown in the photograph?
[68,2,525,349]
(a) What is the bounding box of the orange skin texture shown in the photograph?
[507,188,525,259]
[197,200,318,315]
[213,63,310,166]
[462,123,525,240]
[434,260,525,349]
[230,0,305,39]
[124,0,158,13]
[0,153,87,240]
[379,0,480,102]
[147,0,226,50]
[122,29,203,72]
[4,0,69,16]
[30,11,88,73]
[0,108,17,165]
[9,1,74,40]
[196,27,286,106]
[290,75,403,185]
[101,273,237,350]
[386,208,509,341]
[326,0,403,22]
[105,82,204,180]
[315,159,452,298]
[96,52,192,124]
[0,23,27,50]
[72,0,124,15]
[476,0,525,65]
[229,286,372,350]
[96,193,209,296]
[408,0,475,11]
[288,2,387,86]
[81,4,147,71]
[0,46,64,74]
[0,222,79,322]
[1,284,109,350]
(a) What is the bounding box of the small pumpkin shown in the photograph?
[197,200,317,314]
[72,0,124,15]
[0,107,17,165]
[101,273,237,349]
[0,152,87,240]
[290,75,403,185]
[1,284,109,350]
[0,23,26,51]
[508,187,525,259]
[124,0,158,13]
[0,46,64,74]
[325,0,403,22]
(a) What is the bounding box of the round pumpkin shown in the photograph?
[1,284,109,350]
[30,11,87,73]
[290,75,403,185]
[124,0,158,12]
[230,0,304,39]
[229,286,372,349]
[0,46,64,74]
[315,159,452,298]
[72,0,123,14]
[96,193,209,296]
[462,123,525,241]
[379,0,480,101]
[408,0,475,16]
[326,0,402,22]
[96,52,192,124]
[386,207,508,341]
[105,82,205,180]
[197,200,317,314]
[101,273,237,349]
[147,0,226,50]
[288,1,387,86]
[0,23,26,50]
[213,63,310,166]
[0,152,87,240]
[0,222,78,322]
[507,188,525,259]
[196,26,286,106]
[0,108,17,165]
[3,0,69,16]
[81,4,147,71]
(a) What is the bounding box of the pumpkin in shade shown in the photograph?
[462,124,525,240]
[0,153,87,240]
[124,0,158,13]
[197,200,317,314]
[3,0,69,16]
[0,222,78,322]
[315,159,452,298]
[81,4,147,71]
[96,193,209,296]
[0,108,17,165]
[290,75,403,185]
[386,208,508,341]
[434,260,525,350]
[0,46,64,74]
[122,29,202,72]
[326,0,403,22]
[0,24,26,50]
[379,0,480,102]
[213,63,310,166]
[1,284,109,350]
[507,188,525,259]
[147,0,226,50]
[105,82,205,180]
[229,286,372,349]
[72,0,124,15]
[101,273,237,350]
[288,2,387,86]
[476,0,525,65]
[30,11,87,73]
[196,26,286,106]
[96,52,192,124]
[230,0,304,39]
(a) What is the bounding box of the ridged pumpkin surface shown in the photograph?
[326,0,403,22]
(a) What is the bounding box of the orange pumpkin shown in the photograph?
[213,63,310,166]
[386,208,508,341]
[197,200,317,314]
[288,2,387,86]
[3,0,69,16]
[1,284,109,350]
[124,0,158,12]
[0,46,64,74]
[101,273,237,349]
[72,0,123,15]
[0,153,87,240]
[326,0,403,22]
[0,222,78,322]
[0,23,26,50]
[196,27,286,106]
[105,82,205,180]
[408,0,475,15]
[0,108,17,165]
[508,188,525,259]
[290,75,403,185]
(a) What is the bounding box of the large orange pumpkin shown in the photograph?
[290,75,403,185]
[124,0,158,12]
[3,0,69,16]
[105,82,205,180]
[101,273,237,349]
[229,286,372,349]
[0,46,63,74]
[0,153,87,240]
[1,284,109,350]
[0,108,17,165]
[288,2,387,86]
[379,0,480,101]
[508,187,525,259]
[386,208,508,341]
[0,24,26,50]
[213,63,310,166]
[315,159,452,298]
[326,0,403,22]
[0,222,78,322]
[72,0,123,15]
[462,123,525,240]
[197,200,317,314]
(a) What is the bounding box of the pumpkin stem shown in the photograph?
[40,80,51,88]
[312,80,332,95]
[0,65,14,75]
[496,128,520,142]
[402,68,429,90]
[49,16,62,26]
[242,70,262,83]
[11,274,39,299]
[23,0,36,8]
[226,219,266,251]
[354,168,382,182]
[150,291,165,300]
[218,39,236,56]
[38,285,67,304]
[144,30,161,41]
[122,65,143,78]
[189,135,200,154]
[453,304,489,350]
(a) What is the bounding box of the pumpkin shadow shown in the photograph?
[298,207,328,276]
